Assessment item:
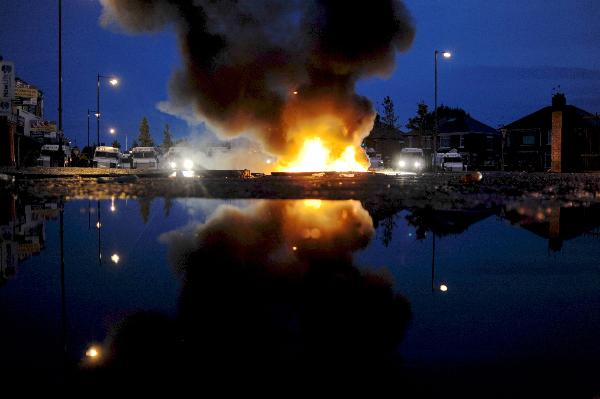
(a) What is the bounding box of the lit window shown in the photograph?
[459,135,465,148]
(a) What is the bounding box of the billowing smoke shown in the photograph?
[100,0,415,166]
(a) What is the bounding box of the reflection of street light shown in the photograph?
[96,73,120,146]
[96,221,101,229]
[110,196,116,212]
[433,49,452,164]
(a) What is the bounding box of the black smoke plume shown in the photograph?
[100,0,415,157]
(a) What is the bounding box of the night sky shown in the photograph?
[1,0,599,148]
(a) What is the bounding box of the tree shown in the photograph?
[138,197,153,224]
[380,96,398,128]
[406,101,434,135]
[131,139,139,149]
[111,140,121,149]
[137,117,154,147]
[162,124,174,152]
[405,102,467,135]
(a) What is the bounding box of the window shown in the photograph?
[547,130,552,145]
[459,135,465,148]
[522,135,535,145]
[440,136,450,148]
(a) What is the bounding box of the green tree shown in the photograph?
[137,117,154,147]
[380,96,398,128]
[406,101,434,135]
[405,103,467,135]
[111,140,121,149]
[161,124,174,152]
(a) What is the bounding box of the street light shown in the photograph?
[96,73,119,146]
[434,49,452,166]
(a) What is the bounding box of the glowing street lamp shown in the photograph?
[111,253,120,264]
[109,128,116,135]
[96,73,120,146]
[86,345,101,360]
[433,49,453,165]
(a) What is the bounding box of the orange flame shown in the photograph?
[275,102,372,172]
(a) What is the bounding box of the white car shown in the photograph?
[131,147,159,169]
[434,149,465,171]
[93,146,121,168]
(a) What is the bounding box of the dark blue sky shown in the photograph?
[1,0,599,147]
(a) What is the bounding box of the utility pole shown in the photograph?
[58,0,64,166]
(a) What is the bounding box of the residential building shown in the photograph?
[502,93,600,172]
[404,111,501,170]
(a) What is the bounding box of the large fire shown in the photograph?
[279,137,368,172]
[275,102,372,173]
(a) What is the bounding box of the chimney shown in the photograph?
[552,92,566,110]
[550,93,566,172]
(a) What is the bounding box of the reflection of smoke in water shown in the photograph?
[79,200,412,392]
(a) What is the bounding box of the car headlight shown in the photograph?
[183,159,194,170]
[414,161,421,169]
[398,160,406,168]
[170,161,177,169]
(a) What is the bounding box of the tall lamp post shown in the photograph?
[87,109,95,148]
[96,74,119,146]
[433,50,452,165]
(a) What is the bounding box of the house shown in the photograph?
[502,93,600,172]
[436,114,501,170]
[362,114,405,168]
[404,110,501,170]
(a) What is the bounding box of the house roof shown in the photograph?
[404,114,498,136]
[503,105,599,130]
[438,115,499,135]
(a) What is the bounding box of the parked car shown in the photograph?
[434,149,465,171]
[368,153,385,171]
[131,147,159,169]
[119,152,133,168]
[93,146,121,168]
[162,146,199,173]
[395,148,425,173]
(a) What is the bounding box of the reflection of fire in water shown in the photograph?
[161,199,375,275]
[82,199,410,391]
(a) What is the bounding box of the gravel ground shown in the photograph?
[2,167,600,211]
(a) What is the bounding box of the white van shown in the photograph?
[93,146,121,168]
[37,144,71,167]
[396,148,425,172]
[131,147,160,169]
